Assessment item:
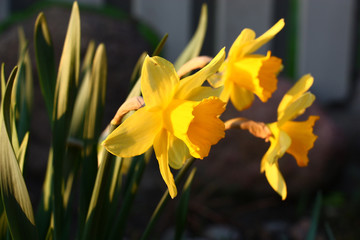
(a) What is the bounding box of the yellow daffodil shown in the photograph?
[103,49,226,198]
[261,74,319,200]
[211,19,284,111]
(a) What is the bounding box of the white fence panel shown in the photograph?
[297,0,356,103]
[0,0,9,22]
[214,0,274,55]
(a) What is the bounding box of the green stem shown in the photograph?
[140,157,196,240]
[108,154,147,239]
[80,124,117,240]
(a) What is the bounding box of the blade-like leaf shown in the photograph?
[16,132,29,173]
[175,168,196,240]
[1,63,5,99]
[0,66,38,240]
[69,41,96,138]
[152,33,168,57]
[108,154,147,240]
[34,12,56,120]
[129,51,146,87]
[78,43,107,234]
[51,2,81,239]
[306,192,323,240]
[174,4,207,70]
[15,27,33,144]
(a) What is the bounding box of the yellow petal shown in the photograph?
[281,116,319,167]
[163,99,196,138]
[175,48,225,100]
[255,52,282,101]
[264,161,287,200]
[103,107,162,157]
[243,19,285,55]
[207,62,226,88]
[219,76,232,103]
[153,128,177,198]
[228,51,281,103]
[278,74,314,116]
[228,28,256,60]
[261,123,291,171]
[185,86,224,101]
[168,133,190,169]
[278,92,315,126]
[185,97,226,159]
[141,55,179,108]
[229,83,254,111]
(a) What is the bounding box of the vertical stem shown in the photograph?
[140,157,196,240]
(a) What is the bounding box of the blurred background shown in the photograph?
[0,0,359,239]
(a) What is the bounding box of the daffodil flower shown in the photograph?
[261,74,319,200]
[210,19,284,111]
[103,49,226,198]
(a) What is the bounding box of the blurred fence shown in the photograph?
[1,0,358,104]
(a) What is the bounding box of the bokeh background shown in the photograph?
[0,0,359,239]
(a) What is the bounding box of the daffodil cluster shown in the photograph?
[216,20,319,200]
[103,18,319,200]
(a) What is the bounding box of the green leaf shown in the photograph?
[152,33,168,57]
[108,154,148,240]
[15,27,33,144]
[129,52,146,87]
[34,12,56,120]
[175,168,196,240]
[53,2,80,123]
[306,192,323,240]
[81,125,116,240]
[0,66,38,240]
[140,158,196,240]
[174,4,207,70]
[1,63,5,99]
[35,150,53,240]
[0,211,7,239]
[78,43,107,234]
[69,41,96,139]
[16,131,29,173]
[51,2,81,239]
[64,42,97,234]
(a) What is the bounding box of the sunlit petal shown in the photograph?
[228,28,256,60]
[219,77,232,103]
[184,97,225,159]
[164,99,196,138]
[141,56,179,108]
[175,48,225,99]
[185,86,223,101]
[153,128,177,198]
[230,51,281,103]
[264,161,287,200]
[261,123,291,170]
[282,116,319,167]
[168,133,190,169]
[229,83,254,111]
[278,74,314,116]
[243,19,285,55]
[278,92,315,125]
[103,107,162,157]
